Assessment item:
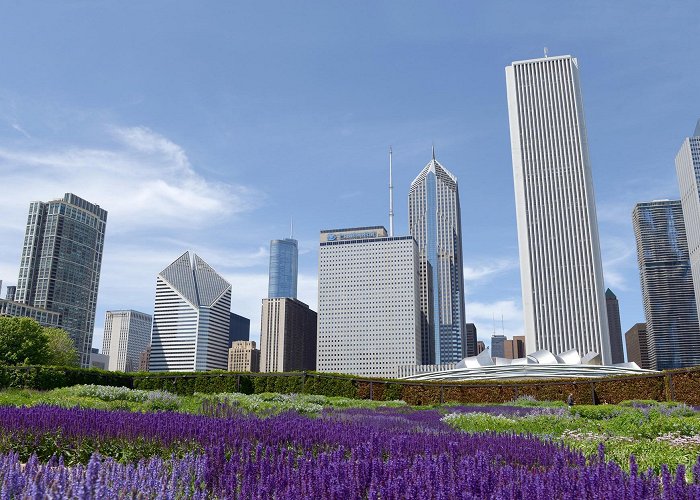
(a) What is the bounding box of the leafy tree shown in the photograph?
[43,327,80,367]
[0,317,50,365]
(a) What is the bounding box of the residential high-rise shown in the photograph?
[14,193,107,367]
[5,286,16,301]
[624,323,651,370]
[408,152,467,364]
[605,289,625,364]
[632,200,700,370]
[102,310,152,372]
[461,323,477,360]
[0,299,61,327]
[149,252,232,372]
[260,298,316,372]
[675,120,700,322]
[317,226,420,377]
[505,55,611,363]
[268,238,298,299]
[228,340,260,372]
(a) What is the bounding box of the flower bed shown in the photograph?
[1,403,700,498]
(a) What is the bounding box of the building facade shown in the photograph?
[260,297,316,372]
[624,323,651,370]
[503,336,526,359]
[317,226,420,377]
[90,348,109,370]
[0,298,61,327]
[506,55,611,363]
[268,238,298,299]
[149,252,232,372]
[102,310,152,372]
[605,289,625,364]
[476,341,486,355]
[490,334,506,358]
[229,312,250,345]
[14,193,107,367]
[408,153,467,364]
[461,323,477,360]
[632,200,700,370]
[228,340,260,372]
[675,121,700,323]
[139,345,151,372]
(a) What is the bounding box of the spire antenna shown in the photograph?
[432,143,436,161]
[544,47,549,58]
[290,217,294,239]
[389,146,394,237]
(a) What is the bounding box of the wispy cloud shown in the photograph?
[10,123,31,139]
[463,259,518,282]
[0,126,262,233]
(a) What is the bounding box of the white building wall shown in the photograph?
[103,310,152,372]
[317,229,420,378]
[505,55,611,364]
[676,135,700,323]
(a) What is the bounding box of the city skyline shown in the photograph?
[0,3,698,355]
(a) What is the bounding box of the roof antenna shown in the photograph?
[389,146,394,237]
[432,143,436,161]
[544,47,549,58]
[290,217,294,239]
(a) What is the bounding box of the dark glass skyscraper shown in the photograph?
[605,289,624,364]
[409,152,466,365]
[632,200,700,370]
[268,238,298,299]
[14,193,107,367]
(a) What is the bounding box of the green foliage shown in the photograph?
[0,317,49,365]
[43,327,79,367]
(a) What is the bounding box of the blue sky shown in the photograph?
[0,2,699,352]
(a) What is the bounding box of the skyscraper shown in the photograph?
[490,334,506,358]
[675,120,700,322]
[624,323,651,370]
[505,55,611,363]
[149,252,232,372]
[632,200,700,370]
[102,310,152,372]
[408,152,467,365]
[317,226,420,377]
[461,323,477,359]
[228,340,260,372]
[268,238,298,299]
[260,297,316,372]
[14,193,107,367]
[605,289,625,364]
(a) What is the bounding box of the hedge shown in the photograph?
[3,365,700,406]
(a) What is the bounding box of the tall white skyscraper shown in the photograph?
[102,310,152,372]
[408,152,468,365]
[317,226,420,377]
[505,54,611,363]
[149,252,231,372]
[675,120,700,322]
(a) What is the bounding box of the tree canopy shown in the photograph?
[0,317,79,367]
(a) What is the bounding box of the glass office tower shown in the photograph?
[14,193,107,367]
[408,153,467,365]
[268,238,298,299]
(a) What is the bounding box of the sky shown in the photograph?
[0,2,699,353]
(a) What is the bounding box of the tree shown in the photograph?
[43,327,80,367]
[0,317,50,365]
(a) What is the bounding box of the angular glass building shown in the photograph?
[506,55,611,364]
[633,200,700,370]
[149,252,231,371]
[408,153,467,365]
[14,193,107,367]
[268,238,298,299]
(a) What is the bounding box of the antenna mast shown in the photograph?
[389,146,394,237]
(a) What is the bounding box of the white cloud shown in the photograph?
[463,258,518,282]
[0,125,262,233]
